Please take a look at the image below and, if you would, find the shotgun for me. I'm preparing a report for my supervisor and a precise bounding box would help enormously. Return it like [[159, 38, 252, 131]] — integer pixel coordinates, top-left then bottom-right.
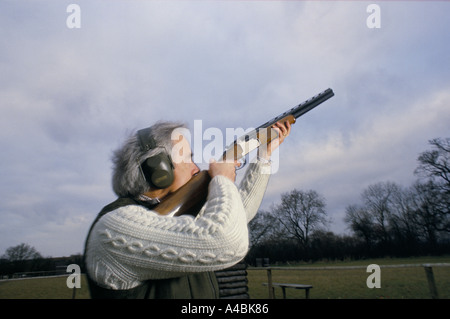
[[153, 88, 335, 217]]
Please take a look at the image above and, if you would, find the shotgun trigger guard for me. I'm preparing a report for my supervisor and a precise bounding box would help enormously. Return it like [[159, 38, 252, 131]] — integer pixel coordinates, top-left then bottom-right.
[[236, 156, 247, 170]]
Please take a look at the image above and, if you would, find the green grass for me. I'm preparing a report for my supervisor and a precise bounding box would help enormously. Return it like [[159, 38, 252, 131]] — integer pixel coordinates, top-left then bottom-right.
[[248, 256, 450, 299], [0, 256, 449, 299], [0, 275, 90, 299]]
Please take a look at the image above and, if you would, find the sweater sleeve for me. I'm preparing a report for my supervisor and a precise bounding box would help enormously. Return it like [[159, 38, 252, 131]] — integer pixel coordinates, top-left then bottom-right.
[[85, 176, 251, 289], [238, 158, 272, 222]]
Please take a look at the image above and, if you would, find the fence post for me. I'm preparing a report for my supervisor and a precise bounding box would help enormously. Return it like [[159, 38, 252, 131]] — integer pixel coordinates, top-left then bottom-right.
[[266, 268, 274, 299], [423, 264, 439, 299]]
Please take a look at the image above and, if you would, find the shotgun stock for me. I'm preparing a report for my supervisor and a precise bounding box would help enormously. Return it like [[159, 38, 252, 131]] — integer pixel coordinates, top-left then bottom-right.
[[153, 88, 334, 217]]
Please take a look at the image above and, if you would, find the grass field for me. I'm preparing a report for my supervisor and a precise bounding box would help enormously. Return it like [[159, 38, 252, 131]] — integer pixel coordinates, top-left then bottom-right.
[[248, 256, 450, 299], [0, 256, 449, 299], [0, 275, 91, 299]]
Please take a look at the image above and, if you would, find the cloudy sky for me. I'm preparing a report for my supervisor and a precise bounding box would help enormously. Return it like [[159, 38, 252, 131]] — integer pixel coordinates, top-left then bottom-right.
[[1, 1, 449, 257]]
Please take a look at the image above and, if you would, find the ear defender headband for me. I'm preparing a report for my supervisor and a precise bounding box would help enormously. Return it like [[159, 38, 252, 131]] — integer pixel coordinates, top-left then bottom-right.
[[137, 127, 174, 189]]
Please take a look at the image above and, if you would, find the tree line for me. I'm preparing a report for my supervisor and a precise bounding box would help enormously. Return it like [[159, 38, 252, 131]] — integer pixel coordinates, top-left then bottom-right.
[[0, 243, 83, 278], [246, 137, 450, 264]]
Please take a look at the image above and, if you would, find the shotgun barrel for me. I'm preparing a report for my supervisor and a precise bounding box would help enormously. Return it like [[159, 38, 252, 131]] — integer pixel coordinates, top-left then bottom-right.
[[222, 88, 334, 162], [256, 88, 334, 130], [153, 88, 335, 217]]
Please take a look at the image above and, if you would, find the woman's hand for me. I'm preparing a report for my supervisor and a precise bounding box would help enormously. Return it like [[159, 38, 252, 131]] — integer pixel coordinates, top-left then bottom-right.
[[208, 159, 241, 182], [208, 120, 291, 180], [258, 120, 292, 160]]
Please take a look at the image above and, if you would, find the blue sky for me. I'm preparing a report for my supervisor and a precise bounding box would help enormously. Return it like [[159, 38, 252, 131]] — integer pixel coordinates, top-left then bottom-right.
[[1, 1, 449, 257]]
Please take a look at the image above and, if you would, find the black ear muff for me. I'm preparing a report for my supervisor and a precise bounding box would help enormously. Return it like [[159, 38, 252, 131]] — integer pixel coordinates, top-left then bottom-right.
[[141, 154, 174, 189], [137, 127, 174, 189]]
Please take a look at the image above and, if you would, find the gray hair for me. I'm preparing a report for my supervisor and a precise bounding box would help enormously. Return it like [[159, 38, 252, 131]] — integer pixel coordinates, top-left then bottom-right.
[[111, 121, 187, 197]]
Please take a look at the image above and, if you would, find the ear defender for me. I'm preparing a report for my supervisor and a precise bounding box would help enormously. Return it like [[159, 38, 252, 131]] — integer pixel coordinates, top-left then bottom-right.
[[137, 128, 174, 189]]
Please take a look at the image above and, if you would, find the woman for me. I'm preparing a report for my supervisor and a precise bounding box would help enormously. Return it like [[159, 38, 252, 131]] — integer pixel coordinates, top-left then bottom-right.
[[84, 120, 291, 298]]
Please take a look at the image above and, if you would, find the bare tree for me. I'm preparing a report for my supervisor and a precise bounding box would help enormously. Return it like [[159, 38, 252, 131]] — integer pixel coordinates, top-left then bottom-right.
[[248, 209, 281, 247], [2, 243, 42, 261], [345, 204, 377, 249], [415, 137, 450, 194], [411, 181, 449, 236], [415, 137, 450, 233], [361, 181, 400, 245], [388, 184, 421, 243], [273, 189, 328, 258]]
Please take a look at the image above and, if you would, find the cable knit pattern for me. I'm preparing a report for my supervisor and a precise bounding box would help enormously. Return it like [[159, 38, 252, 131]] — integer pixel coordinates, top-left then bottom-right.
[[85, 159, 271, 290], [239, 161, 271, 222]]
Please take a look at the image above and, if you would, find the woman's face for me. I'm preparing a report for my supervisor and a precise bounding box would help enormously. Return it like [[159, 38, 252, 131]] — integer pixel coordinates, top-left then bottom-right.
[[167, 135, 200, 193]]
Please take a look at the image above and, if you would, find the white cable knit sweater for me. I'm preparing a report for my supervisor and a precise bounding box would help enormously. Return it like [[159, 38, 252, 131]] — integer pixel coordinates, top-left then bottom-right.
[[85, 160, 271, 290]]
